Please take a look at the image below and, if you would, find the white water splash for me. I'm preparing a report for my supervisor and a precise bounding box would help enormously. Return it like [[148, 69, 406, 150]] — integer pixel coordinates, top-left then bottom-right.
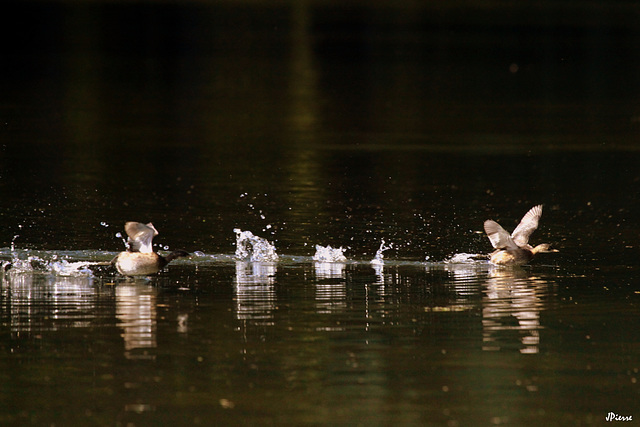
[[313, 245, 347, 262], [370, 239, 392, 265], [444, 253, 485, 264], [50, 260, 96, 277], [234, 229, 279, 262], [7, 255, 97, 277], [7, 257, 35, 273], [10, 235, 19, 252]]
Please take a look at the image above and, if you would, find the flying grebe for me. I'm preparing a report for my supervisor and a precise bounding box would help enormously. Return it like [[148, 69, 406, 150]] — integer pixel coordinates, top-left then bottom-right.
[[483, 205, 558, 266]]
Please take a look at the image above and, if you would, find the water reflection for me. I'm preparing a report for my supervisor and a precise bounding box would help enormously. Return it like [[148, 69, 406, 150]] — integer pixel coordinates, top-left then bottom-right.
[[234, 261, 276, 325], [482, 268, 552, 354], [1, 272, 97, 335], [366, 264, 390, 332], [116, 281, 157, 359], [442, 262, 487, 301], [177, 313, 188, 334], [314, 261, 347, 317], [371, 262, 387, 296], [314, 261, 346, 279]]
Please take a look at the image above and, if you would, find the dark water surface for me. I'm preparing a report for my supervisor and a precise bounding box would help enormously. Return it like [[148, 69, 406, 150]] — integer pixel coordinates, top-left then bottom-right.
[[1, 1, 640, 425]]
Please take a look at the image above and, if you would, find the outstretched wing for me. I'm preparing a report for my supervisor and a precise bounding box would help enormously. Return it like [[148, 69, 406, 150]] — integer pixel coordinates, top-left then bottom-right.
[[511, 205, 543, 247], [484, 219, 518, 250], [125, 222, 158, 253]]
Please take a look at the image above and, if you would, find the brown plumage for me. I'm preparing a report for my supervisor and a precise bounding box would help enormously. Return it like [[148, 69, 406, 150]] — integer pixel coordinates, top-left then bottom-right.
[[483, 205, 557, 266], [111, 222, 189, 276]]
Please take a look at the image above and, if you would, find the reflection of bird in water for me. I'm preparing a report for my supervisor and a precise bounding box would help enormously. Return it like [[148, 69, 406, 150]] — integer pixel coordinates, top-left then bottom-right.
[[111, 222, 189, 276], [484, 205, 558, 266]]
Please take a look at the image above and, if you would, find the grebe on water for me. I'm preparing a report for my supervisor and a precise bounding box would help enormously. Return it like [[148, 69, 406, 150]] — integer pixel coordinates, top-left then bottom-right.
[[112, 222, 189, 276]]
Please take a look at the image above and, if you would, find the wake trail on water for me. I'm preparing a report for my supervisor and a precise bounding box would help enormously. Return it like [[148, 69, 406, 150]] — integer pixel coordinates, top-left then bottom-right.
[[0, 229, 488, 278]]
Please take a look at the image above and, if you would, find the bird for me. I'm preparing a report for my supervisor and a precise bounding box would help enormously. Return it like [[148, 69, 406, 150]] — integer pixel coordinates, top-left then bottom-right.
[[111, 222, 189, 276], [483, 205, 558, 266]]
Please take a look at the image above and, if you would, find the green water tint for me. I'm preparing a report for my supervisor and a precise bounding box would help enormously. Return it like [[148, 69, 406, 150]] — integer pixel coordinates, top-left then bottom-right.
[[0, 258, 636, 426]]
